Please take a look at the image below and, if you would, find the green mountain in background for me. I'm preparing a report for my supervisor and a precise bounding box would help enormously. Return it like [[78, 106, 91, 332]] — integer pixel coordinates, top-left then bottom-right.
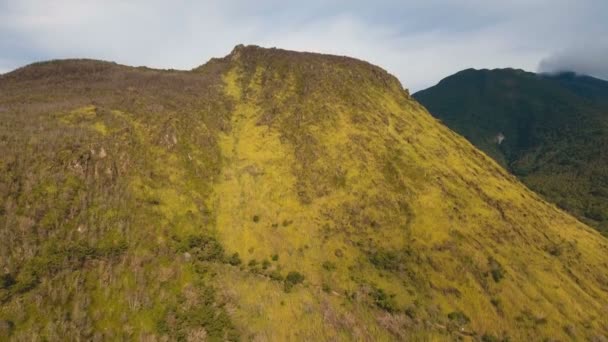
[[1, 46, 608, 340], [414, 69, 608, 235]]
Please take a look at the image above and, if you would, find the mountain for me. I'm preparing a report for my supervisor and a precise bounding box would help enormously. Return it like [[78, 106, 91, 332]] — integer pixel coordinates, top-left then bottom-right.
[[414, 69, 608, 235], [1, 46, 608, 341]]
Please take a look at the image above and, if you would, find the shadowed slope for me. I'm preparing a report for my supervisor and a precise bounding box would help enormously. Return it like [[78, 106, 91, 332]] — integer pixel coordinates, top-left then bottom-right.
[[1, 46, 607, 341]]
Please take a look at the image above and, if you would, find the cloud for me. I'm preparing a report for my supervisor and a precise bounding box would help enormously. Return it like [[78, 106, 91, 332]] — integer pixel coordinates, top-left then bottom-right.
[[0, 0, 606, 90], [538, 42, 608, 80]]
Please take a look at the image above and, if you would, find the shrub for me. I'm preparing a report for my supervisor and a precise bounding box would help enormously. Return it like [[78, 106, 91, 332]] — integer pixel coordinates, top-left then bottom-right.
[[0, 274, 16, 289], [269, 270, 283, 281], [488, 257, 504, 283], [178, 235, 224, 262], [271, 254, 279, 261], [262, 259, 271, 270], [227, 253, 242, 266], [369, 250, 400, 271], [284, 271, 305, 292], [252, 215, 260, 223], [371, 287, 398, 312], [8, 240, 128, 296], [448, 311, 470, 325], [405, 306, 416, 319], [481, 334, 500, 342], [13, 267, 39, 294], [322, 261, 336, 271], [158, 286, 239, 341], [0, 320, 15, 338]]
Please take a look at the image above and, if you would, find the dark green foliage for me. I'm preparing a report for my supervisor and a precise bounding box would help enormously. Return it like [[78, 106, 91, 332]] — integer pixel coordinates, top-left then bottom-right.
[[488, 257, 505, 283], [369, 250, 400, 271], [13, 269, 39, 294], [0, 274, 15, 289], [10, 240, 127, 295], [227, 252, 242, 266], [371, 287, 398, 312], [368, 246, 419, 270], [271, 254, 279, 261], [404, 306, 417, 319], [252, 215, 260, 223], [177, 235, 224, 262], [447, 311, 471, 325], [261, 259, 271, 270], [0, 320, 15, 338], [481, 333, 500, 342], [158, 286, 239, 341], [285, 271, 305, 284], [284, 271, 305, 292], [322, 261, 336, 271], [269, 270, 283, 282], [414, 69, 608, 235]]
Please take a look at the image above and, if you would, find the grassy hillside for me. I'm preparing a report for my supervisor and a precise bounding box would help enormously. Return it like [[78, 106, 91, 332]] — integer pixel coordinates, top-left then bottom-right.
[[1, 46, 608, 341], [414, 69, 608, 235]]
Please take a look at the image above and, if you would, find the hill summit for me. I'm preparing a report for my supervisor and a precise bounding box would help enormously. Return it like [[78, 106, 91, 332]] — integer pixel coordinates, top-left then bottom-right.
[[1, 46, 608, 340]]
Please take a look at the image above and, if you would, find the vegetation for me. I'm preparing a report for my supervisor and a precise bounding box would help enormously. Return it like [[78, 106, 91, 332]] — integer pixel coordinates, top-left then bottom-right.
[[0, 45, 607, 340], [448, 311, 471, 325], [414, 69, 608, 235], [284, 271, 305, 292], [371, 287, 399, 312]]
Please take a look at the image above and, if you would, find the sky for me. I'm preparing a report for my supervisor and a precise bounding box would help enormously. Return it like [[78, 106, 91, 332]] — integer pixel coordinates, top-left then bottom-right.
[[0, 0, 606, 91]]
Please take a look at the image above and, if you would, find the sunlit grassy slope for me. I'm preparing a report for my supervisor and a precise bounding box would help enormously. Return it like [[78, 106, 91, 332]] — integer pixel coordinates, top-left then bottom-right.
[[1, 46, 608, 341]]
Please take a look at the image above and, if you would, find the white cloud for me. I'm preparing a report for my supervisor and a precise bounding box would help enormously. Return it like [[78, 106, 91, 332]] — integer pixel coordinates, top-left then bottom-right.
[[0, 0, 606, 90], [538, 40, 608, 79]]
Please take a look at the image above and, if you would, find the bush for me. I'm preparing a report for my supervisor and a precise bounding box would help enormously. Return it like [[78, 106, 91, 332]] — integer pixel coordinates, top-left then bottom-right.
[[371, 287, 398, 312], [252, 215, 260, 223], [269, 270, 283, 281], [369, 250, 400, 271], [8, 240, 128, 296], [447, 311, 470, 325], [284, 271, 305, 292], [158, 286, 239, 341], [322, 261, 336, 271], [481, 334, 500, 342], [178, 235, 224, 262], [227, 253, 242, 266], [13, 267, 39, 294], [0, 274, 15, 289], [271, 254, 279, 261], [488, 257, 504, 283]]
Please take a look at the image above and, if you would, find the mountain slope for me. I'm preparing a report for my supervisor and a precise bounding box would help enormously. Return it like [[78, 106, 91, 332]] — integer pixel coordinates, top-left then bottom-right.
[[1, 46, 608, 341], [414, 69, 608, 235]]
